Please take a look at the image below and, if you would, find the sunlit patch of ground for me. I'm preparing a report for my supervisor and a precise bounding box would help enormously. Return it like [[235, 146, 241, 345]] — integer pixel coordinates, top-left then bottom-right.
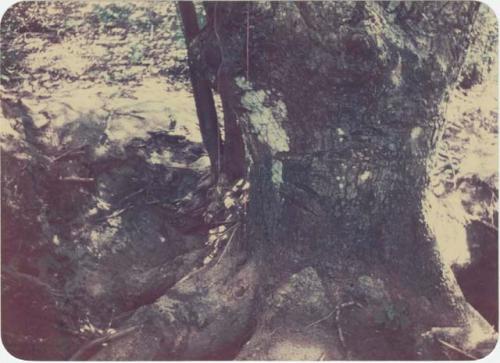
[[425, 54, 497, 268], [267, 338, 326, 360]]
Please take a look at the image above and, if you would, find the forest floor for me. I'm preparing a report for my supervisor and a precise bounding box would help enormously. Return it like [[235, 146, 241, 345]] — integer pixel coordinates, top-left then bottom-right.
[[0, 1, 498, 360]]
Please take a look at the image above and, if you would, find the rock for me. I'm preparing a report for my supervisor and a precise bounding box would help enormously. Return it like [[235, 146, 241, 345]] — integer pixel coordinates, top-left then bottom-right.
[[271, 267, 330, 319], [357, 275, 388, 302], [236, 267, 343, 360]]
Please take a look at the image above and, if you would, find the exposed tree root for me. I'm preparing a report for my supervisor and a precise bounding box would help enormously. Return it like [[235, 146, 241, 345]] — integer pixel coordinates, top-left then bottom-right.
[[78, 235, 261, 360], [119, 248, 208, 311], [69, 326, 140, 361]]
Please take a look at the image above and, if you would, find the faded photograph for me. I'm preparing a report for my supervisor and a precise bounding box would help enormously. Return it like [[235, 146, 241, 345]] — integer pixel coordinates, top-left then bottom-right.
[[0, 1, 498, 360]]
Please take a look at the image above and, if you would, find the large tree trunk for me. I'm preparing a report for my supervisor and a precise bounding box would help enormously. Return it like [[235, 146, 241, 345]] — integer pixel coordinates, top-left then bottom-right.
[[86, 2, 496, 360]]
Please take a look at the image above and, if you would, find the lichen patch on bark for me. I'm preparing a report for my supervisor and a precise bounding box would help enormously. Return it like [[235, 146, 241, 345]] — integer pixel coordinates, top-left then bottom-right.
[[236, 77, 289, 155]]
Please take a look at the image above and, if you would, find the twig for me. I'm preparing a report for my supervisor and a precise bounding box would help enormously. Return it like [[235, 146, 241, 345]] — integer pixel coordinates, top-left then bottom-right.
[[214, 223, 240, 266], [213, 2, 223, 94], [306, 301, 363, 351], [210, 222, 240, 235], [52, 144, 86, 162], [58, 176, 94, 183], [179, 224, 241, 285], [336, 308, 347, 348], [176, 259, 209, 285], [107, 308, 115, 330], [118, 188, 145, 204], [112, 111, 146, 121], [336, 301, 363, 349], [437, 338, 478, 360], [213, 2, 223, 177], [475, 219, 498, 232], [246, 2, 250, 80], [96, 205, 134, 223], [69, 325, 140, 361], [306, 310, 336, 329]]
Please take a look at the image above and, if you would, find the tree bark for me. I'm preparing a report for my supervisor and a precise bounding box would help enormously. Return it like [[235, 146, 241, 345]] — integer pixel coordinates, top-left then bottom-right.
[[86, 1, 496, 360]]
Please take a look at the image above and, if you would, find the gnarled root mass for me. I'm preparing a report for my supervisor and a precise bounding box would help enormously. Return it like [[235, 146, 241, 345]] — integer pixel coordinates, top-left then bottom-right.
[[84, 243, 260, 360]]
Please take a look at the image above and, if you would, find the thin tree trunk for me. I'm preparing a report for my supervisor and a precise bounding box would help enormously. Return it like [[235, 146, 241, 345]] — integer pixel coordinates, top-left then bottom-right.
[[178, 1, 222, 177]]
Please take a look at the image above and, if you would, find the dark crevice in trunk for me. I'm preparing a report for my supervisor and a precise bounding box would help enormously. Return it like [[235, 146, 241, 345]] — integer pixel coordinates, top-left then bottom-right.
[[219, 74, 246, 182]]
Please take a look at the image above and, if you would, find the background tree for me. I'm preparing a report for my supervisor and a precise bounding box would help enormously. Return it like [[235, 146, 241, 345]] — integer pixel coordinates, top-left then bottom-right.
[[178, 1, 222, 177], [178, 1, 246, 181]]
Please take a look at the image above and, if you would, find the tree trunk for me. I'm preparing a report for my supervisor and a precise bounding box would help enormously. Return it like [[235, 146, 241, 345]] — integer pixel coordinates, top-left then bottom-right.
[[86, 2, 496, 360], [178, 1, 223, 177]]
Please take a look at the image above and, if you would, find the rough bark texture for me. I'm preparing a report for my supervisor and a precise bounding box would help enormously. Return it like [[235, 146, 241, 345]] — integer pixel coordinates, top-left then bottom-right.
[[84, 1, 497, 360], [193, 1, 495, 358]]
